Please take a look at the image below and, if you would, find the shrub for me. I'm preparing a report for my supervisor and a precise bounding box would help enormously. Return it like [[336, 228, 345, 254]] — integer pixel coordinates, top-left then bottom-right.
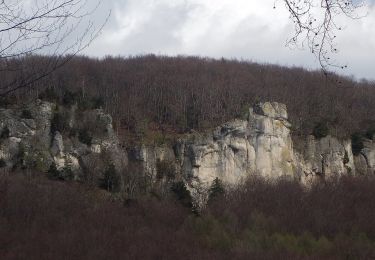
[[47, 163, 62, 180], [20, 109, 33, 119], [153, 132, 167, 145], [76, 96, 105, 111], [366, 128, 375, 140], [62, 90, 77, 106], [50, 111, 69, 134], [192, 216, 234, 250], [171, 181, 192, 208], [0, 97, 12, 108], [0, 126, 10, 139], [92, 97, 104, 109], [239, 103, 251, 120], [61, 166, 74, 181], [208, 178, 225, 204], [15, 144, 26, 168], [98, 163, 120, 192], [0, 158, 6, 168], [68, 127, 78, 138], [77, 97, 92, 111], [135, 118, 149, 138], [47, 163, 73, 181], [351, 133, 364, 156], [38, 87, 59, 102], [78, 128, 93, 146], [156, 159, 175, 180], [312, 122, 329, 139]]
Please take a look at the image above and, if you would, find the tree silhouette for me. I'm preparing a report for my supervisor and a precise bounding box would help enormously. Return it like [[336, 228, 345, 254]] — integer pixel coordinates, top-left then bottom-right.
[[0, 0, 109, 96], [99, 163, 120, 192], [279, 0, 367, 71], [208, 178, 225, 204], [171, 181, 193, 208]]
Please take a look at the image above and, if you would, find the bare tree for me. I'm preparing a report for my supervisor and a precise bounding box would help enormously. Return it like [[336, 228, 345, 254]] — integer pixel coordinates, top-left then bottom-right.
[[0, 0, 109, 96], [278, 0, 367, 71]]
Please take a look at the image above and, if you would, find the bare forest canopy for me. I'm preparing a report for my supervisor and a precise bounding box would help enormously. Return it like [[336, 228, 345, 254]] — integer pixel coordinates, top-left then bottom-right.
[[2, 173, 375, 259], [2, 55, 375, 141]]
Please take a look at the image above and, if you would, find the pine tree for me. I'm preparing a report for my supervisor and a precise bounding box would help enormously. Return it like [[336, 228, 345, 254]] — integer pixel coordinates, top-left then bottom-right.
[[171, 181, 193, 208], [47, 163, 61, 180], [208, 178, 225, 204], [99, 164, 119, 192]]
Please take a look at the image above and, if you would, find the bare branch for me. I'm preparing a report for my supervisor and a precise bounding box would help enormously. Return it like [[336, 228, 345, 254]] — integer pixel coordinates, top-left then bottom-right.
[[276, 0, 367, 72], [0, 0, 110, 96]]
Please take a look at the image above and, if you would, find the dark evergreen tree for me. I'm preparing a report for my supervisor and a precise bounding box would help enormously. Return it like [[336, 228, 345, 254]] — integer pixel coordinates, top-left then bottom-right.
[[366, 127, 375, 140], [47, 163, 61, 180], [0, 126, 10, 139], [62, 90, 77, 107], [312, 122, 329, 139], [171, 181, 192, 208], [21, 109, 33, 119], [208, 177, 225, 204], [0, 158, 6, 168], [352, 133, 364, 156], [50, 112, 68, 134], [99, 163, 119, 192], [78, 128, 93, 146]]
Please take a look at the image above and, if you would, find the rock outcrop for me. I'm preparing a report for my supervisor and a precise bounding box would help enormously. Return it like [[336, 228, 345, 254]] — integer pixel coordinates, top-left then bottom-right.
[[1, 100, 374, 201], [175, 102, 295, 190], [354, 139, 375, 175], [0, 100, 126, 181], [129, 102, 373, 198], [296, 136, 355, 184]]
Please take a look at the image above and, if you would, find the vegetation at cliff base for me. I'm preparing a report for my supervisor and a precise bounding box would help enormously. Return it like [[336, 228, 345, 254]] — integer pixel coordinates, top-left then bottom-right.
[[1, 172, 375, 259]]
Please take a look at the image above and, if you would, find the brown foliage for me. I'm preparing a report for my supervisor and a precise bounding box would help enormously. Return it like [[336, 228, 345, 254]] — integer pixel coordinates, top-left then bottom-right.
[[0, 173, 209, 260], [213, 176, 375, 239], [4, 55, 374, 142], [1, 173, 375, 259]]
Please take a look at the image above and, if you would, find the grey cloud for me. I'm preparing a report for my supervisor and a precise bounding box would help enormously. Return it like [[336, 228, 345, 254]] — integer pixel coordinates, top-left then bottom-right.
[[83, 0, 375, 80]]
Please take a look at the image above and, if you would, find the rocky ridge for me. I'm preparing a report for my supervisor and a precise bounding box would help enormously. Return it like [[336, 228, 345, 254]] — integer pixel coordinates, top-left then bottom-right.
[[131, 102, 374, 196], [0, 100, 126, 182], [0, 100, 374, 200]]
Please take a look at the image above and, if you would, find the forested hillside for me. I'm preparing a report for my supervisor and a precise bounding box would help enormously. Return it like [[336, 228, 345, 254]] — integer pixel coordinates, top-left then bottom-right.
[[1, 56, 375, 259], [3, 55, 375, 143], [2, 173, 375, 259]]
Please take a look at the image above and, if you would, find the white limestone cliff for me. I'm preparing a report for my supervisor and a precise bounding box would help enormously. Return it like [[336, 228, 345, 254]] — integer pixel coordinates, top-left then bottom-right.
[[1, 100, 374, 200], [0, 100, 126, 180], [175, 102, 295, 189], [131, 102, 371, 197]]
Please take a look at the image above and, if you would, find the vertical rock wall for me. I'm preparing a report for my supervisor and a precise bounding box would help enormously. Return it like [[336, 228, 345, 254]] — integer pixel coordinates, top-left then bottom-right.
[[129, 102, 373, 195], [1, 100, 374, 198], [0, 100, 127, 182]]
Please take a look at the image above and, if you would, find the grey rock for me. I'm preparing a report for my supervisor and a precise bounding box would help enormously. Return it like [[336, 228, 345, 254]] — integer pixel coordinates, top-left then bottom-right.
[[0, 100, 127, 181], [297, 136, 355, 184], [51, 131, 64, 156], [1, 99, 374, 202], [354, 139, 375, 175], [130, 102, 373, 201]]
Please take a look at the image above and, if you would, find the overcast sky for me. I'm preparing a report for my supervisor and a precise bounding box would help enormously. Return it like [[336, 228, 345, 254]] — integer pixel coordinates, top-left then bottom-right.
[[83, 0, 375, 80]]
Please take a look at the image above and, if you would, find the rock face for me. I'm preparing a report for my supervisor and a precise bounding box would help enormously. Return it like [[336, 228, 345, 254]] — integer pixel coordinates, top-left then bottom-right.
[[354, 139, 375, 175], [296, 136, 355, 184], [175, 102, 295, 190], [1, 100, 374, 200], [129, 102, 373, 198], [0, 100, 126, 181], [128, 146, 175, 176]]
